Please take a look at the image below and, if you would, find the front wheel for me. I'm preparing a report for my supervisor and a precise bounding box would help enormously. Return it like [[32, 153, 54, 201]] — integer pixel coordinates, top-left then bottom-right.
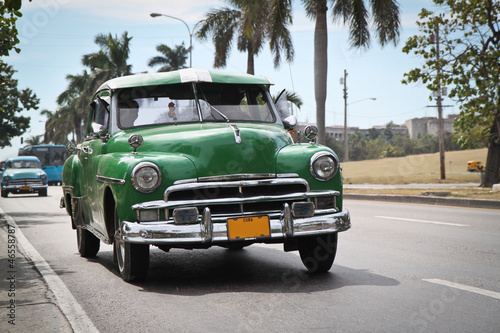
[[298, 233, 338, 273], [113, 206, 149, 282], [77, 228, 100, 257]]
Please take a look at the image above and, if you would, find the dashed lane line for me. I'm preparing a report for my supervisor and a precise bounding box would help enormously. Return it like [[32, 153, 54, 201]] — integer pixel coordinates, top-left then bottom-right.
[[376, 216, 469, 227], [424, 278, 500, 300]]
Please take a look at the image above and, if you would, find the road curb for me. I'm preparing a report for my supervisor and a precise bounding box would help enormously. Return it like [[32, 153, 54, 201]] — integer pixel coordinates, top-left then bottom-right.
[[344, 194, 500, 210]]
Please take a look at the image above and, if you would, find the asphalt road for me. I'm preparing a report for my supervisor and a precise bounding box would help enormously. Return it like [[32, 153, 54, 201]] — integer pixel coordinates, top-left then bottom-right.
[[1, 186, 499, 332]]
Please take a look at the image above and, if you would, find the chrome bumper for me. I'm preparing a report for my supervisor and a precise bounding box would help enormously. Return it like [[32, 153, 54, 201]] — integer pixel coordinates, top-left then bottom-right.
[[3, 184, 47, 191], [121, 207, 350, 245]]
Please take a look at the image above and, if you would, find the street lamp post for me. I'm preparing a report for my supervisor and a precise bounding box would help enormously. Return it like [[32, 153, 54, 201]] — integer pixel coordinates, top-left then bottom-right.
[[339, 69, 376, 162], [150, 12, 201, 68]]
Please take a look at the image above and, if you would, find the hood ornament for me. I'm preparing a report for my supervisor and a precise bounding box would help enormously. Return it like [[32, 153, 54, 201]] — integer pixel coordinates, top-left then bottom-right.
[[228, 124, 242, 144]]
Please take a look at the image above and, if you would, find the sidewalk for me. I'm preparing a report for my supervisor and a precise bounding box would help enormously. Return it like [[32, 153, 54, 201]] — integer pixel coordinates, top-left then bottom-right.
[[344, 183, 500, 210], [0, 216, 72, 333]]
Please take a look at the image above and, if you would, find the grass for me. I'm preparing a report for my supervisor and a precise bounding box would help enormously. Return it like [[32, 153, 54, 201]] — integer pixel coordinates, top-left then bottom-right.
[[341, 148, 500, 201], [342, 148, 487, 185]]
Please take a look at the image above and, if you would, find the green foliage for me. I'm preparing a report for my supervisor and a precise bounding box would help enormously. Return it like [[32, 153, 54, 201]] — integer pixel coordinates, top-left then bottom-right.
[[402, 0, 500, 185], [45, 33, 133, 144], [196, 0, 294, 74], [148, 43, 189, 72], [0, 62, 40, 148], [0, 0, 23, 57], [324, 125, 464, 162], [402, 0, 500, 147]]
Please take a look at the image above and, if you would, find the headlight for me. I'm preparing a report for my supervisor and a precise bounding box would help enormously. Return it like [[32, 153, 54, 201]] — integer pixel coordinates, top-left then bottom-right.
[[310, 152, 338, 181], [131, 162, 161, 193], [3, 175, 10, 181], [40, 174, 47, 180]]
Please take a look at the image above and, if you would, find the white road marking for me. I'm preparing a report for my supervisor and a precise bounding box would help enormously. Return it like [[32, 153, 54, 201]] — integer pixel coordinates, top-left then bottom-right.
[[1, 207, 100, 333], [424, 278, 500, 300], [376, 216, 469, 227]]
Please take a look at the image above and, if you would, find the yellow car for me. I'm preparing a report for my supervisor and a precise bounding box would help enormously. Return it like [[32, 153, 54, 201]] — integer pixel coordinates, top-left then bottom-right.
[[467, 160, 484, 172]]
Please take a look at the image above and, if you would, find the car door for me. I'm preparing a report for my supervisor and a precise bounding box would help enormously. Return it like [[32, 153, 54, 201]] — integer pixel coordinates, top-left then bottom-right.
[[80, 91, 110, 237]]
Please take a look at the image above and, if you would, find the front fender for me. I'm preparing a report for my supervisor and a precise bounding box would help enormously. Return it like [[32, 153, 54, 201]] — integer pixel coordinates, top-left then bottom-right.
[[96, 152, 198, 223], [62, 154, 83, 196], [276, 143, 343, 211]]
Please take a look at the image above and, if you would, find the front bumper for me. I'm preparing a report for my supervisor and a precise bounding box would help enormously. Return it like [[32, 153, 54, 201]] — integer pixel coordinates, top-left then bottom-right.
[[121, 206, 350, 245], [3, 184, 47, 193]]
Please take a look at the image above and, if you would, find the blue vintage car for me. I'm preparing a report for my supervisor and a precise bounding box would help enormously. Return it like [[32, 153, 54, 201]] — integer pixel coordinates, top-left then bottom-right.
[[1, 156, 48, 197]]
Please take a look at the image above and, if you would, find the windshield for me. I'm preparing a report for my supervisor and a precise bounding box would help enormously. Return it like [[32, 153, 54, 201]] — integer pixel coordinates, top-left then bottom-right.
[[117, 83, 275, 129], [7, 160, 42, 169]]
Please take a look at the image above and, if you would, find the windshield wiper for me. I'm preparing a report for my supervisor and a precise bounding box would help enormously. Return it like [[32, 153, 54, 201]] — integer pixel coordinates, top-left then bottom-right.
[[197, 86, 230, 122]]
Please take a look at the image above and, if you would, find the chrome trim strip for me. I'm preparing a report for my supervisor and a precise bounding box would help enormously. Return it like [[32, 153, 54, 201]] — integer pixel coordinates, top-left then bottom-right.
[[120, 210, 350, 245], [96, 174, 126, 185], [197, 173, 277, 182], [138, 190, 338, 211], [173, 173, 300, 185], [62, 185, 74, 190], [165, 178, 311, 201]]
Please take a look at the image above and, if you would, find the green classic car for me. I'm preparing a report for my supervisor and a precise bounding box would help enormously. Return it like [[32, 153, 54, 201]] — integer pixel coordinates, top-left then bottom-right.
[[61, 68, 350, 281]]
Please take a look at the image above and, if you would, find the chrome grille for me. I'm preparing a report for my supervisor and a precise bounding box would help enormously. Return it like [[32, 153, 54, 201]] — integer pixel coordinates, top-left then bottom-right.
[[164, 178, 309, 218], [9, 179, 44, 186]]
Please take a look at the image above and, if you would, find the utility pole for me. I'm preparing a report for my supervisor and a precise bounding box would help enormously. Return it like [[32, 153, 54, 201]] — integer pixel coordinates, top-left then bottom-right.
[[342, 69, 348, 162], [435, 22, 446, 180]]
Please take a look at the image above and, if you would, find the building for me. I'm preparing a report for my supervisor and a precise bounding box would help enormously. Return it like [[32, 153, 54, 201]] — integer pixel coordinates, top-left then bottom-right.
[[297, 114, 458, 141], [405, 114, 458, 139]]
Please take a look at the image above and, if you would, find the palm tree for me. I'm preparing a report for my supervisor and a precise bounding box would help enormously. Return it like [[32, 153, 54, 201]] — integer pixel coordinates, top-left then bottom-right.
[[56, 71, 92, 143], [25, 135, 43, 146], [41, 109, 73, 144], [302, 0, 401, 144], [148, 43, 190, 72], [196, 0, 293, 75], [82, 31, 133, 91]]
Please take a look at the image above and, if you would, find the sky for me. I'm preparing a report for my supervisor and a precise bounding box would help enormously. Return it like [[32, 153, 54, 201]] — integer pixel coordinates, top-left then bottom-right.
[[1, 0, 453, 160]]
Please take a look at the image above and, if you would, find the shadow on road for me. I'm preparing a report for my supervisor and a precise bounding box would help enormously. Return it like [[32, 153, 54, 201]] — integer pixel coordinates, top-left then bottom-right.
[[80, 245, 399, 296]]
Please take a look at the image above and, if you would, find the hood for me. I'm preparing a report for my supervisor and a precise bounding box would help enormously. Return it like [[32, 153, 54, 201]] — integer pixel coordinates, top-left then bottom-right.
[[4, 168, 45, 180], [110, 123, 292, 178]]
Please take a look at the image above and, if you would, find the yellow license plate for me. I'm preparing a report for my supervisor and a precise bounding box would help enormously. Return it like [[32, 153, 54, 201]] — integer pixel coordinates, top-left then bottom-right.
[[21, 185, 30, 190], [227, 216, 270, 240]]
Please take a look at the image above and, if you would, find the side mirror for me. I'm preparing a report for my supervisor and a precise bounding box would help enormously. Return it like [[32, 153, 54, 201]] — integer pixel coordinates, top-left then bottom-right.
[[282, 115, 297, 131], [91, 122, 108, 137], [275, 89, 296, 130]]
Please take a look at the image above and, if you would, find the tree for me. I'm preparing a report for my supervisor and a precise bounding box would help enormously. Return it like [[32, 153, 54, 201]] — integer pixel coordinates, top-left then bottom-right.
[[47, 32, 133, 144], [82, 32, 133, 91], [1, 0, 39, 148], [0, 0, 25, 57], [24, 134, 43, 146], [302, 0, 401, 144], [55, 71, 91, 143], [402, 0, 500, 186], [0, 62, 40, 148], [196, 0, 294, 74], [148, 43, 189, 72]]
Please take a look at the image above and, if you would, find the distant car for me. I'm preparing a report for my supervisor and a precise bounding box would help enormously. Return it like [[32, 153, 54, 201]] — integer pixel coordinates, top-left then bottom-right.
[[467, 160, 484, 172], [61, 68, 351, 282], [1, 156, 48, 197]]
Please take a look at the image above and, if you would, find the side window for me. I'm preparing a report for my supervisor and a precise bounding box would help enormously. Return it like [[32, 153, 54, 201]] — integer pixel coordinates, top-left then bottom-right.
[[90, 93, 110, 135]]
